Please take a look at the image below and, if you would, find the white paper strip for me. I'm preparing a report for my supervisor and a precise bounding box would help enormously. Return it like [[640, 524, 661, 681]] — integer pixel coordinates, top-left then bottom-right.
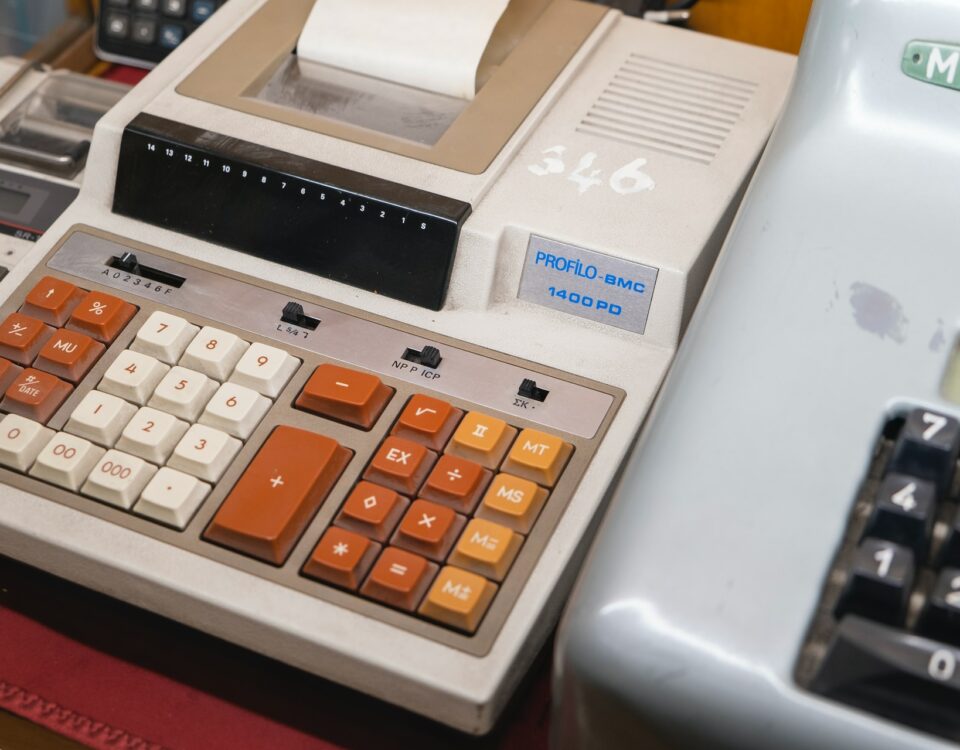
[[297, 0, 512, 100]]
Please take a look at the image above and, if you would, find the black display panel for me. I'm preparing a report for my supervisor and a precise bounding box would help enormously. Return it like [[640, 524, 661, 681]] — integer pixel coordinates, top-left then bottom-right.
[[113, 114, 472, 310], [0, 168, 79, 243], [0, 187, 29, 214]]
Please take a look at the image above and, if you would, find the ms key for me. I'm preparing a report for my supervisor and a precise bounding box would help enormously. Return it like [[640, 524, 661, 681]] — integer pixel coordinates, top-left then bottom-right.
[[888, 408, 960, 494]]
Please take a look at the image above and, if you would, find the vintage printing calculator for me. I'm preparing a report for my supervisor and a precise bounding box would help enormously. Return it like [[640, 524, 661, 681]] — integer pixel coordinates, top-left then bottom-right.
[[555, 0, 960, 748], [0, 60, 126, 272], [0, 0, 792, 733]]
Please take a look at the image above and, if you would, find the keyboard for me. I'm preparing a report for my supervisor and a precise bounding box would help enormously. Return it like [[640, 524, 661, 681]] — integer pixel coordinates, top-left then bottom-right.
[[0, 227, 616, 644], [97, 0, 227, 68], [798, 408, 960, 739]]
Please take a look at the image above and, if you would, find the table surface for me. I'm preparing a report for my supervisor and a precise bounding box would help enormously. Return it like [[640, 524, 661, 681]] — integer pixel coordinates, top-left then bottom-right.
[[0, 554, 551, 750]]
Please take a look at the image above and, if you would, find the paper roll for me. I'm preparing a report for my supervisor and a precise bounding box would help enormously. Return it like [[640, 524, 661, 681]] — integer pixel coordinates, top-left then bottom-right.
[[296, 0, 514, 100]]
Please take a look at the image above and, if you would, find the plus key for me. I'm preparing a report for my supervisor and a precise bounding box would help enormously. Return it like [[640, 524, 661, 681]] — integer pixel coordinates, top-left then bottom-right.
[[204, 426, 352, 564]]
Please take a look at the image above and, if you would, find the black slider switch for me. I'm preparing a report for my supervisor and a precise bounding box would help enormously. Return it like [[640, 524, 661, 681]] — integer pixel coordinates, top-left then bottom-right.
[[402, 346, 442, 369], [888, 408, 960, 493], [281, 302, 320, 330], [518, 378, 549, 402], [112, 252, 141, 273], [835, 538, 915, 625], [864, 473, 936, 558]]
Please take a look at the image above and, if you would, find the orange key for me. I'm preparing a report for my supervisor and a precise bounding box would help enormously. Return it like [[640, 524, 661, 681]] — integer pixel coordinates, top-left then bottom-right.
[[448, 518, 523, 581], [447, 411, 517, 469], [501, 428, 573, 487], [204, 426, 352, 565], [303, 527, 380, 590], [419, 566, 497, 633], [363, 436, 436, 495], [295, 363, 393, 429], [360, 547, 437, 611], [21, 276, 85, 326], [335, 481, 409, 542], [66, 290, 137, 343], [420, 454, 492, 513], [1, 368, 72, 423], [33, 329, 105, 383], [391, 499, 465, 562], [0, 358, 23, 395], [391, 395, 462, 450], [476, 473, 549, 534], [0, 312, 53, 366]]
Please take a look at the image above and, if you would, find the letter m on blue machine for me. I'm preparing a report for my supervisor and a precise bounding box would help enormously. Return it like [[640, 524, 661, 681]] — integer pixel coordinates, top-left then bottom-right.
[[903, 41, 960, 91]]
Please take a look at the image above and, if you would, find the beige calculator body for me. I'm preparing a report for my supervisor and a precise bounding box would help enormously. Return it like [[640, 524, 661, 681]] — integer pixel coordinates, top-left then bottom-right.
[[0, 0, 794, 733]]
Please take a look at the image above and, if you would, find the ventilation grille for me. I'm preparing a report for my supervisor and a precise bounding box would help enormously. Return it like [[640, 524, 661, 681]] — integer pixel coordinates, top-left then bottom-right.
[[578, 53, 758, 165]]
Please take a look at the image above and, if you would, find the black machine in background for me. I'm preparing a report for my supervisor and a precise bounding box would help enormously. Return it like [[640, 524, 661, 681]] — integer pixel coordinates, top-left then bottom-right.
[[587, 0, 699, 22], [95, 0, 228, 69]]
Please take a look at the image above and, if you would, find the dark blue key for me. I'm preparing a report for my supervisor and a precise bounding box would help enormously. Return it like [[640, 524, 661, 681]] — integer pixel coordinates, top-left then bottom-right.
[[104, 12, 131, 39], [158, 23, 185, 49], [919, 568, 960, 647], [888, 408, 960, 493], [835, 538, 915, 625], [812, 616, 960, 738], [191, 0, 218, 23], [864, 473, 936, 558], [161, 0, 187, 17], [132, 18, 157, 45]]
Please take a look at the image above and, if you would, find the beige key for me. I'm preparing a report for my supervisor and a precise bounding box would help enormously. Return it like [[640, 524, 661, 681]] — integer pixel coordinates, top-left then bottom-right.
[[134, 467, 210, 529], [82, 449, 157, 510], [65, 390, 137, 447], [29, 432, 104, 491], [0, 414, 54, 472], [100, 349, 169, 405], [116, 406, 189, 464], [168, 423, 241, 482], [130, 311, 199, 365], [148, 366, 218, 421], [180, 326, 248, 381], [198, 382, 271, 439], [229, 342, 300, 398]]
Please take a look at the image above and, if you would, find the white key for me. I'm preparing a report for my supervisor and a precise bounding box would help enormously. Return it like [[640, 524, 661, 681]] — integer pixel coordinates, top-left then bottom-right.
[[116, 406, 189, 464], [100, 349, 169, 405], [81, 450, 156, 510], [134, 467, 210, 529], [0, 414, 54, 472], [130, 311, 198, 365], [29, 432, 104, 491], [199, 382, 271, 439], [148, 366, 217, 421], [229, 342, 300, 398], [168, 423, 241, 481], [65, 390, 137, 446], [180, 326, 248, 381]]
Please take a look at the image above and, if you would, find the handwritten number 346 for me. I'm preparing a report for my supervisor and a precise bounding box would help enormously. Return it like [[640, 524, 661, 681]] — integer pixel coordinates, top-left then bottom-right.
[[528, 146, 655, 196]]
